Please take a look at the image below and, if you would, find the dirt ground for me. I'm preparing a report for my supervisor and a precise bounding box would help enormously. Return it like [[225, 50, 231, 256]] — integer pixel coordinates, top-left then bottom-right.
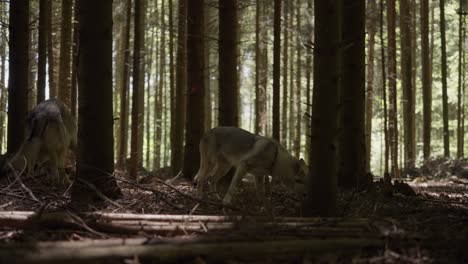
[[0, 158, 467, 263]]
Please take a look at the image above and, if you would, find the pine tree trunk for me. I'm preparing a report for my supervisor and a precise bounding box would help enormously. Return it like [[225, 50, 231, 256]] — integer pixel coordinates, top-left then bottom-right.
[[281, 2, 288, 145], [421, 0, 431, 159], [440, 0, 450, 157], [58, 0, 73, 107], [7, 0, 29, 153], [305, 0, 313, 162], [365, 0, 376, 173], [171, 0, 187, 176], [218, 0, 239, 127], [272, 0, 281, 141], [387, 0, 399, 178], [456, 1, 465, 159], [339, 0, 367, 189], [117, 0, 132, 169], [130, 0, 146, 180], [380, 0, 389, 175], [294, 0, 302, 157], [288, 1, 295, 151], [204, 4, 212, 131], [168, 0, 176, 169], [0, 18, 6, 152], [303, 0, 340, 216], [37, 0, 47, 104], [46, 0, 57, 98], [72, 0, 122, 203], [182, 0, 205, 179], [71, 3, 79, 117]]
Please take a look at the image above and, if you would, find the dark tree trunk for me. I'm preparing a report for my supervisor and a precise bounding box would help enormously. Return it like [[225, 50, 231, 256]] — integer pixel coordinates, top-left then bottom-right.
[[218, 0, 239, 127], [272, 0, 281, 141], [0, 16, 6, 152], [58, 0, 73, 107], [440, 0, 450, 157], [254, 0, 267, 135], [421, 0, 431, 159], [72, 0, 122, 204], [129, 0, 146, 179], [7, 0, 29, 153], [456, 1, 465, 158], [182, 0, 205, 179], [339, 0, 367, 189], [171, 0, 187, 176], [380, 0, 389, 175], [46, 0, 57, 98], [303, 0, 341, 216], [294, 0, 302, 157], [117, 0, 131, 169], [281, 2, 288, 145], [365, 0, 376, 173], [71, 3, 79, 117], [37, 0, 47, 104]]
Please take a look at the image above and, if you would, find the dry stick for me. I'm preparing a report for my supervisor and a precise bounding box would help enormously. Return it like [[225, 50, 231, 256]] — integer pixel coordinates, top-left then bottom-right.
[[0, 191, 41, 204]]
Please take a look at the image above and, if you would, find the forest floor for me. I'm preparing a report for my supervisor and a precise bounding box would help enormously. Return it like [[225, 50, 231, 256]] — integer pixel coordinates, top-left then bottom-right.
[[0, 158, 467, 263]]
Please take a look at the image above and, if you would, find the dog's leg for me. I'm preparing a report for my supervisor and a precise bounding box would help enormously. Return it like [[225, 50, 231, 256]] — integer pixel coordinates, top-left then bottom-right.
[[210, 160, 232, 199], [264, 175, 272, 211], [254, 175, 265, 203], [48, 151, 60, 184], [223, 162, 248, 205]]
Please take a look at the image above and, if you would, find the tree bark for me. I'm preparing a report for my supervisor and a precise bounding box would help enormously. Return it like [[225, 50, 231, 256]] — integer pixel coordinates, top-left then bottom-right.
[[365, 0, 376, 173], [281, 1, 289, 145], [272, 0, 281, 141], [171, 0, 187, 176], [72, 0, 122, 203], [421, 0, 431, 159], [71, 3, 79, 117], [440, 0, 450, 157], [46, 0, 57, 98], [7, 0, 29, 154], [182, 0, 205, 179], [58, 0, 73, 107], [294, 0, 302, 157], [218, 0, 239, 127], [456, 1, 465, 159], [380, 0, 389, 175], [37, 0, 47, 104], [303, 0, 341, 216]]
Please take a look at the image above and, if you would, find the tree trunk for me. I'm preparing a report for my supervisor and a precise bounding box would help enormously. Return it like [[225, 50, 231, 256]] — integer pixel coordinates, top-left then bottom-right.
[[294, 0, 302, 157], [272, 0, 281, 141], [204, 4, 212, 131], [400, 0, 414, 169], [365, 0, 376, 173], [72, 0, 122, 204], [171, 0, 187, 176], [440, 0, 450, 157], [288, 1, 295, 150], [168, 0, 175, 168], [254, 0, 267, 135], [456, 1, 465, 159], [0, 18, 6, 152], [182, 0, 205, 179], [380, 0, 389, 176], [71, 3, 79, 117], [339, 0, 367, 189], [305, 0, 313, 162], [281, 1, 289, 145], [37, 0, 47, 104], [303, 0, 341, 216], [218, 0, 239, 127], [129, 0, 146, 179], [387, 0, 399, 178], [47, 0, 57, 98], [7, 0, 29, 154], [58, 0, 73, 107], [117, 0, 132, 169], [421, 0, 431, 159]]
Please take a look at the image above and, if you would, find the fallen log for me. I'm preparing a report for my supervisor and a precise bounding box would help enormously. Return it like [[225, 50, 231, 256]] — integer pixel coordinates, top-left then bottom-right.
[[0, 238, 384, 264]]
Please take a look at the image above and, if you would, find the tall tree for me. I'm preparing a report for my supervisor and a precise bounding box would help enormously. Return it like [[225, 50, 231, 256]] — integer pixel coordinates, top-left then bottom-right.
[[380, 0, 389, 175], [294, 0, 302, 157], [46, 0, 57, 98], [117, 0, 131, 169], [71, 3, 80, 117], [254, 0, 267, 134], [387, 0, 399, 178], [365, 0, 376, 173], [171, 0, 187, 176], [303, 0, 341, 216], [182, 0, 205, 179], [421, 0, 432, 159], [272, 0, 281, 141], [400, 0, 415, 169], [339, 0, 367, 189], [7, 0, 29, 153], [440, 0, 450, 157], [58, 0, 73, 107], [0, 6, 6, 152], [37, 0, 47, 104], [304, 0, 313, 162], [72, 0, 121, 203], [456, 0, 465, 158], [129, 0, 146, 179], [218, 0, 239, 126], [281, 1, 289, 145]]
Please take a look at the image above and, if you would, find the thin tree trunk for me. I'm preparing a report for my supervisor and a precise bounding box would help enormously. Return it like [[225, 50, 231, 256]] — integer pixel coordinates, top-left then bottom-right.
[[288, 1, 295, 150], [440, 0, 450, 157], [281, 2, 289, 145], [117, 0, 132, 169], [47, 0, 57, 98], [7, 0, 29, 153], [294, 0, 302, 157], [387, 0, 399, 178], [421, 0, 431, 159], [218, 0, 239, 127], [380, 0, 389, 176], [58, 0, 73, 107], [272, 0, 281, 141], [168, 0, 175, 169], [72, 0, 122, 203], [171, 0, 187, 176], [365, 0, 376, 173], [456, 1, 465, 158], [130, 0, 146, 180], [305, 0, 313, 162], [204, 4, 212, 131], [182, 0, 205, 179], [303, 0, 341, 216], [0, 12, 6, 152], [37, 0, 47, 104]]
